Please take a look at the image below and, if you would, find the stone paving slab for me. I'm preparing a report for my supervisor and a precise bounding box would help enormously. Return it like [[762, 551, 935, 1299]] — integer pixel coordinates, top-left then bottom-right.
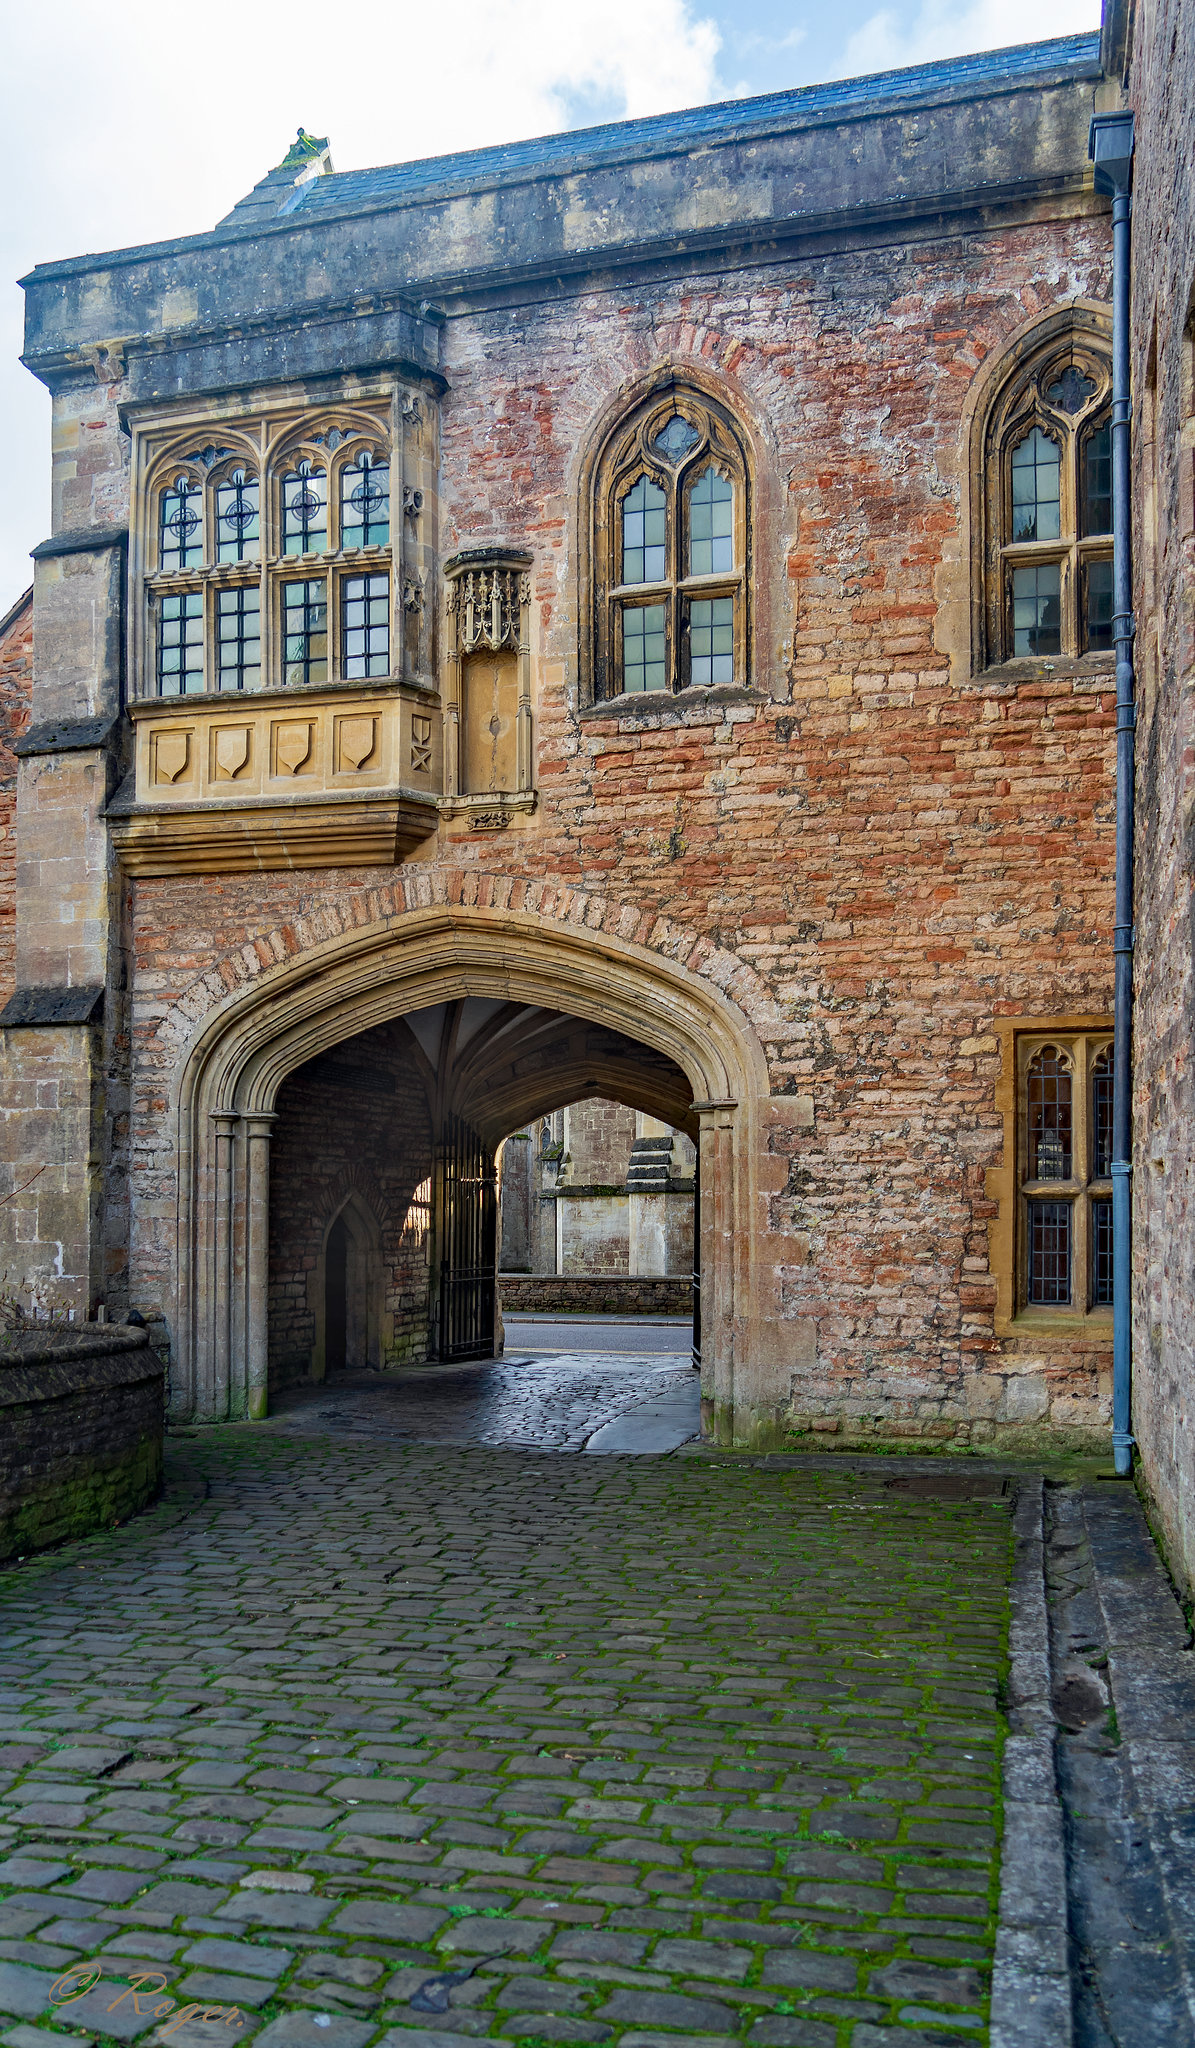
[[0, 1428, 1012, 2046]]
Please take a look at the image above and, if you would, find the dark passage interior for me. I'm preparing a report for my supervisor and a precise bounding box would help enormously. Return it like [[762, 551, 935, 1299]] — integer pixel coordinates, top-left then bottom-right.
[[266, 997, 696, 1402]]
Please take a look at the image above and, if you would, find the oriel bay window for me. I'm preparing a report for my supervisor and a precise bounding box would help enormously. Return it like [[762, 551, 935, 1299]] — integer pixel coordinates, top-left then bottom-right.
[[591, 385, 749, 698], [1018, 1031, 1114, 1314], [981, 327, 1114, 666], [143, 419, 394, 697]]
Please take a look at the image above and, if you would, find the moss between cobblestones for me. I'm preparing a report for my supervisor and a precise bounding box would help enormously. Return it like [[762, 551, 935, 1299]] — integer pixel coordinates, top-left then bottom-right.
[[0, 1433, 1012, 2046]]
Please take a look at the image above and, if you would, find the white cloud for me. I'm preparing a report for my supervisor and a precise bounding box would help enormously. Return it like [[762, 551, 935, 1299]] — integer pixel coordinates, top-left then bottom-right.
[[841, 0, 1099, 79], [0, 0, 721, 600]]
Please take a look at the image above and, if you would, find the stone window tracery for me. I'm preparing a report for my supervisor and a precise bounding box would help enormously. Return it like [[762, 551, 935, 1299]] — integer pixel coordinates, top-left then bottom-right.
[[981, 328, 1114, 666], [588, 385, 750, 699], [142, 410, 395, 698]]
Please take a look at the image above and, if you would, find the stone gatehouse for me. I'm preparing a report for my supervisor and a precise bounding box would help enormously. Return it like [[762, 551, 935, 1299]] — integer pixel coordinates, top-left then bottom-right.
[[0, 31, 1127, 1449]]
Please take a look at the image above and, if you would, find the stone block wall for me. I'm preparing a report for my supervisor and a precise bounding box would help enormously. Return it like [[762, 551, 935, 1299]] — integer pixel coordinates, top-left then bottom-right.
[[0, 1327, 163, 1559], [0, 590, 32, 1012], [499, 1275, 692, 1315], [267, 1017, 434, 1390], [1126, 0, 1195, 1588]]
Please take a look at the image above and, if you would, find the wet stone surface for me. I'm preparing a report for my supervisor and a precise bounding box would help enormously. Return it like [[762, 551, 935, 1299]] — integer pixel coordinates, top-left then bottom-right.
[[0, 1423, 1010, 2045], [267, 1353, 694, 1454]]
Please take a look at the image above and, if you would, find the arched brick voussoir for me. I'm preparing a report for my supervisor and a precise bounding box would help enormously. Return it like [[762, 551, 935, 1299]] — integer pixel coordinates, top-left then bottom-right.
[[145, 867, 786, 1075]]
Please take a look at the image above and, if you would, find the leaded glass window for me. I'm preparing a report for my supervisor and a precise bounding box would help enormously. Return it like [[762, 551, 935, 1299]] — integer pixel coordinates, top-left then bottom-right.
[[216, 585, 261, 691], [1011, 428, 1061, 542], [1028, 1047, 1072, 1180], [1091, 1046, 1113, 1177], [282, 462, 328, 556], [142, 408, 396, 696], [160, 477, 202, 571], [621, 479, 666, 585], [688, 597, 734, 686], [157, 590, 203, 693], [340, 454, 390, 550], [342, 573, 389, 678], [623, 604, 667, 693], [1012, 564, 1062, 657], [216, 470, 259, 564], [1017, 1031, 1113, 1315], [688, 467, 734, 575], [1029, 1200, 1072, 1306], [283, 579, 328, 686], [1084, 559, 1114, 653], [1082, 421, 1112, 536], [593, 389, 748, 698], [983, 330, 1114, 666]]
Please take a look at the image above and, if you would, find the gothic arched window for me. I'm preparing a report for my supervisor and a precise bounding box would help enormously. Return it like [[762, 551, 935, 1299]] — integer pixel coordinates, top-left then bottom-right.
[[340, 451, 390, 549], [282, 459, 328, 556], [159, 474, 203, 572], [588, 386, 750, 700], [981, 330, 1113, 666]]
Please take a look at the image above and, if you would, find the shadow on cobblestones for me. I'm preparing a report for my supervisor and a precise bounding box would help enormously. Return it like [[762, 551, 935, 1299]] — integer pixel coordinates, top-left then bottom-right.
[[0, 1428, 1012, 2048]]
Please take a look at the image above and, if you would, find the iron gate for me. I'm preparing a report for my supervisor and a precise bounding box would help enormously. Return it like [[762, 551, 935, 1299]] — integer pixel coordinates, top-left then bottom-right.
[[436, 1112, 498, 1362]]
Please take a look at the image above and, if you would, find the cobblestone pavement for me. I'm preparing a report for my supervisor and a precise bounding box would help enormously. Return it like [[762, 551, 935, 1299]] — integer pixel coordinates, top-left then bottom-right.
[[268, 1355, 696, 1453], [0, 1429, 1011, 2048]]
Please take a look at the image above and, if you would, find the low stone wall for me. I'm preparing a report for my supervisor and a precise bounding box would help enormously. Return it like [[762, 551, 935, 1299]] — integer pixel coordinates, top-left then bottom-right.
[[0, 1329, 164, 1560], [499, 1275, 691, 1316]]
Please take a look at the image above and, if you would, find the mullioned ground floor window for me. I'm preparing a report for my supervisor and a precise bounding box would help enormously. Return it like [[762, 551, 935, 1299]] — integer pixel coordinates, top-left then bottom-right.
[[990, 1017, 1114, 1334]]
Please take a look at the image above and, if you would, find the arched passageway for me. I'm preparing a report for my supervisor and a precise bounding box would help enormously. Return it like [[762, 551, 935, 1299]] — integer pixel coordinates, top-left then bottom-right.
[[265, 996, 696, 1395], [168, 907, 768, 1432]]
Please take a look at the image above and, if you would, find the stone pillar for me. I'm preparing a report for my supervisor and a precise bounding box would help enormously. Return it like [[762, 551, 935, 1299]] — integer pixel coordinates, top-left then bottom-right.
[[211, 1112, 239, 1423], [694, 1099, 737, 1442], [243, 1113, 276, 1420], [0, 399, 129, 1320]]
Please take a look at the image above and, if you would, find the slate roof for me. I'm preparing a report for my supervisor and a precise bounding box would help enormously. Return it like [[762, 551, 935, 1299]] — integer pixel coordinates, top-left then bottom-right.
[[288, 32, 1102, 222]]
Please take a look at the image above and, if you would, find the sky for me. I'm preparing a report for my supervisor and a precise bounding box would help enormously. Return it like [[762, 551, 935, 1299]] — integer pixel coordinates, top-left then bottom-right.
[[2, 0, 1100, 606]]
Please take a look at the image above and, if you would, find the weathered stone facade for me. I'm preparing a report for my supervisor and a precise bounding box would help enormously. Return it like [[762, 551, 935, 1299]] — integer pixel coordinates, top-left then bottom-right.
[[499, 1098, 695, 1282], [1110, 0, 1195, 1583], [0, 32, 1132, 1449]]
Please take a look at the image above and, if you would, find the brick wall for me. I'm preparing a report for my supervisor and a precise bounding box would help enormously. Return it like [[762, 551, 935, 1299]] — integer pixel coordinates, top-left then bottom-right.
[[0, 590, 32, 1011], [267, 1018, 434, 1389], [122, 211, 1119, 1445], [1127, 0, 1195, 1586]]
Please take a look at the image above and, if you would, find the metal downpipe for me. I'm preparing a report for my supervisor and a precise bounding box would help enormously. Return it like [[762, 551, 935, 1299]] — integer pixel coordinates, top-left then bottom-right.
[[1090, 112, 1136, 1478]]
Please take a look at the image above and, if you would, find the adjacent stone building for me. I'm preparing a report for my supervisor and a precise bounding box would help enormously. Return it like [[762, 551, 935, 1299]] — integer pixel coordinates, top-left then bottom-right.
[[1103, 0, 1195, 1585], [0, 32, 1132, 1447], [498, 1098, 695, 1312]]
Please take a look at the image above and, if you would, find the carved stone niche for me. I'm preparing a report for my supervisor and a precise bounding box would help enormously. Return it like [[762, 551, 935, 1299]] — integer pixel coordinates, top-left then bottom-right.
[[441, 547, 536, 820]]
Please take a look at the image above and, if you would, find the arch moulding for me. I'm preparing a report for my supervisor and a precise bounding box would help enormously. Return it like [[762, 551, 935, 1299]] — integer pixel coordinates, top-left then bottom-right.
[[168, 902, 773, 1432]]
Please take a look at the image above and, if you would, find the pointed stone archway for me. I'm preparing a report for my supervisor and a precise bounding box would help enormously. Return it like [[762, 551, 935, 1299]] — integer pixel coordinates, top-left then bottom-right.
[[167, 904, 772, 1435]]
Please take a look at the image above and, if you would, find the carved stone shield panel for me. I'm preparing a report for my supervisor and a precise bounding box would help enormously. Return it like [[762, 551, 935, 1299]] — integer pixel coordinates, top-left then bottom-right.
[[213, 726, 251, 780], [274, 721, 314, 776], [153, 729, 191, 784], [337, 715, 377, 772]]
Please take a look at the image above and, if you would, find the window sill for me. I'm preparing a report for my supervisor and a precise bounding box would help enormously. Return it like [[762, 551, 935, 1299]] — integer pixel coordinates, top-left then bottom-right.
[[129, 675, 438, 717], [581, 683, 767, 723], [1001, 1310, 1114, 1338], [975, 654, 1114, 688]]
